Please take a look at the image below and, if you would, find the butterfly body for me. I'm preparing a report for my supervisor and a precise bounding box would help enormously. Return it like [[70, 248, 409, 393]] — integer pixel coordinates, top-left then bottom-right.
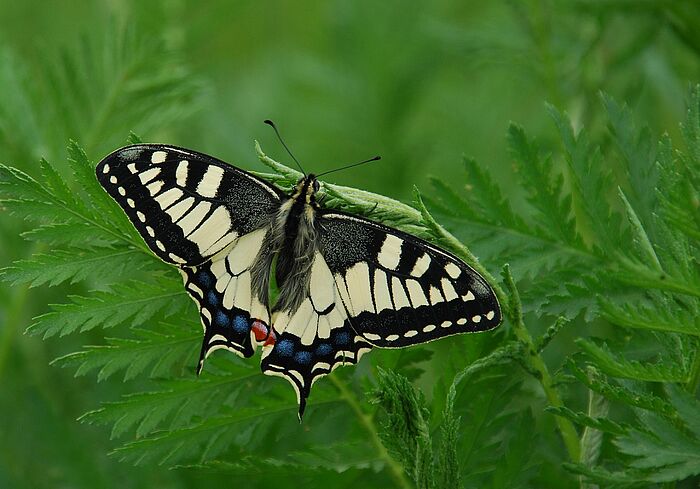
[[96, 144, 501, 418], [271, 175, 320, 313]]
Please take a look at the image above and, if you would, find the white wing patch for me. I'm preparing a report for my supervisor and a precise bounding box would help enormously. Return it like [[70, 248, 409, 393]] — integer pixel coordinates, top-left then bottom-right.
[[372, 268, 392, 311], [176, 160, 189, 186], [378, 234, 403, 270], [196, 165, 224, 198], [208, 228, 268, 323], [151, 150, 167, 163], [411, 253, 431, 277], [345, 262, 374, 314]]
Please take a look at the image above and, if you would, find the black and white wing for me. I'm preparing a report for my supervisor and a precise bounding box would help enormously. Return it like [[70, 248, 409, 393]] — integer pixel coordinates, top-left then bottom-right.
[[260, 211, 501, 418], [96, 144, 283, 368], [261, 250, 372, 418], [180, 227, 275, 368], [317, 212, 501, 346]]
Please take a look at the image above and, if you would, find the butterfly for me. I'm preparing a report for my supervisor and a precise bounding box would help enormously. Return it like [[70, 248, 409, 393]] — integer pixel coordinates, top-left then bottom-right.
[[96, 135, 501, 419]]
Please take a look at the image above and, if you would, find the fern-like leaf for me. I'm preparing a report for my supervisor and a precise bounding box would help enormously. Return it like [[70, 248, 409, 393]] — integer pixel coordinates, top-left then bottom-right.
[[576, 338, 689, 383], [52, 322, 200, 381], [27, 278, 188, 338], [1, 248, 159, 287]]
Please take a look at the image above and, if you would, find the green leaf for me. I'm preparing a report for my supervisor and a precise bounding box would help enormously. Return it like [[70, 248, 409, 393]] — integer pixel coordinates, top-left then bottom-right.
[[37, 24, 205, 155], [600, 294, 700, 337], [567, 361, 674, 416], [563, 463, 643, 488], [602, 93, 657, 236], [27, 278, 188, 338], [52, 322, 200, 381], [681, 84, 700, 165], [0, 160, 147, 252], [80, 365, 259, 439], [576, 338, 689, 383], [20, 222, 115, 247], [657, 134, 700, 242], [614, 385, 700, 482], [548, 103, 619, 253], [372, 368, 434, 489], [460, 156, 527, 230], [545, 406, 626, 435], [617, 188, 662, 271], [1, 247, 160, 287], [507, 122, 579, 246], [110, 397, 320, 466]]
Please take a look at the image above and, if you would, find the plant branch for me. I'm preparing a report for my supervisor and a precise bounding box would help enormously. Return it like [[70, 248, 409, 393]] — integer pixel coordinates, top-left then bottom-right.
[[502, 265, 581, 463]]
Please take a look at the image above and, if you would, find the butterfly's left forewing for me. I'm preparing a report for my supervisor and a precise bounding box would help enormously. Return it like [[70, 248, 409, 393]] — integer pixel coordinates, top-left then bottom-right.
[[96, 144, 282, 369]]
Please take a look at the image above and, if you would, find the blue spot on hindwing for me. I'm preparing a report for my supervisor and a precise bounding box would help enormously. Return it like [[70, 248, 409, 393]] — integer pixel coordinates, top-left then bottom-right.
[[294, 351, 311, 364], [197, 271, 212, 287], [207, 291, 219, 306], [233, 315, 249, 333], [276, 339, 294, 357], [316, 343, 332, 356], [334, 331, 350, 346], [215, 311, 229, 327]]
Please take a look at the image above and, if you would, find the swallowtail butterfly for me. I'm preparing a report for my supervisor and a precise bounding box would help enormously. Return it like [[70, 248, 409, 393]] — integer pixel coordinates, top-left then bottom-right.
[[96, 141, 501, 418]]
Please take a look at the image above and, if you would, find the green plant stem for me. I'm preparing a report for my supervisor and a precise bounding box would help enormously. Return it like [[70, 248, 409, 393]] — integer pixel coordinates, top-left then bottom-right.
[[503, 266, 581, 463], [329, 375, 413, 489]]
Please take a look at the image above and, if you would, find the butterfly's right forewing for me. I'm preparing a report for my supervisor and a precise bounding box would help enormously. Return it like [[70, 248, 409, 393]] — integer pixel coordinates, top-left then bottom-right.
[[96, 144, 283, 265], [96, 144, 283, 368]]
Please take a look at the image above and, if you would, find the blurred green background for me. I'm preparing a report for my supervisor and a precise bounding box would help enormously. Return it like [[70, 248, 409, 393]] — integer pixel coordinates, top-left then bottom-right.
[[0, 1, 699, 488]]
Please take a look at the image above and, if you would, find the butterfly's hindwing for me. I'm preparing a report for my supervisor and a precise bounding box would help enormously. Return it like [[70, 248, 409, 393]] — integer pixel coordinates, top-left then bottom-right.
[[261, 251, 372, 417], [183, 228, 274, 371], [318, 212, 501, 347], [96, 144, 283, 265]]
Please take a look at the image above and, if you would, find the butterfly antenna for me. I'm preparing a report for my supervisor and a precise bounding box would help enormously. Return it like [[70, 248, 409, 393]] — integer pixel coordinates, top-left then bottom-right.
[[316, 155, 381, 178], [264, 120, 305, 175]]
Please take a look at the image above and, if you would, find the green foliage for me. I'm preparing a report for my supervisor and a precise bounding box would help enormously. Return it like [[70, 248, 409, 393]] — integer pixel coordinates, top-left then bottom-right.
[[2, 4, 700, 488], [372, 369, 435, 489], [6, 86, 700, 486], [52, 321, 200, 382], [566, 385, 700, 485], [425, 86, 700, 487], [28, 279, 188, 339]]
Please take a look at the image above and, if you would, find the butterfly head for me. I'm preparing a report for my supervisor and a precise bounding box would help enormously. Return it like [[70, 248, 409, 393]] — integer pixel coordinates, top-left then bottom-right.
[[293, 174, 321, 207]]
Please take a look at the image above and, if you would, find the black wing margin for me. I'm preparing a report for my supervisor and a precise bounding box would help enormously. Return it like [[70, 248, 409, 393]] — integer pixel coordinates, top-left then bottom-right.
[[96, 144, 284, 266], [317, 212, 501, 347]]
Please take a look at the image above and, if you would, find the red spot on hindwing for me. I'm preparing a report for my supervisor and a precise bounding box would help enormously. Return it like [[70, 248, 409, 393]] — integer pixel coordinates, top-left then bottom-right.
[[252, 320, 276, 347]]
